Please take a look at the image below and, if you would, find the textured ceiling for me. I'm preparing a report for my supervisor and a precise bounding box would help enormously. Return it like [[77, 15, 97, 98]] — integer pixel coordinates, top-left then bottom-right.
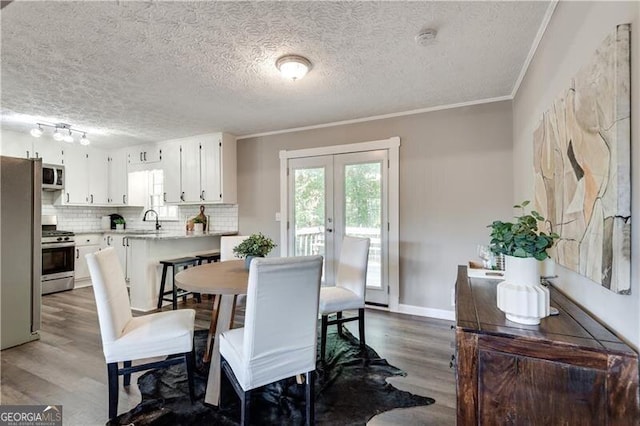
[[1, 1, 549, 147]]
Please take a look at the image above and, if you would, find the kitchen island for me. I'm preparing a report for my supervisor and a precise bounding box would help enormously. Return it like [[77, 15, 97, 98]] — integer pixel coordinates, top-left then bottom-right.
[[127, 231, 236, 311]]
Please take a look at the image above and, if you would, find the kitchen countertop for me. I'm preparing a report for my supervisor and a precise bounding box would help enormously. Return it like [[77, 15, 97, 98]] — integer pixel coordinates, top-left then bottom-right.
[[127, 230, 237, 240], [74, 230, 237, 240]]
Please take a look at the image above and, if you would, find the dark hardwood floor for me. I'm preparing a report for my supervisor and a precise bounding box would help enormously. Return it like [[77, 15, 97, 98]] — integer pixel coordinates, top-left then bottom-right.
[[0, 287, 456, 425]]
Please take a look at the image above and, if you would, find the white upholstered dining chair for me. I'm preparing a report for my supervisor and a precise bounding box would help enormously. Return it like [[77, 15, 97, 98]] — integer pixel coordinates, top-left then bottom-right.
[[318, 236, 370, 362], [86, 247, 196, 420], [219, 255, 323, 426], [220, 235, 250, 261]]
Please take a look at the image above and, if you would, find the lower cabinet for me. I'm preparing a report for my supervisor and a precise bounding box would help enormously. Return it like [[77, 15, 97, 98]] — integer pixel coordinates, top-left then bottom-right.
[[74, 234, 102, 285], [103, 234, 130, 283]]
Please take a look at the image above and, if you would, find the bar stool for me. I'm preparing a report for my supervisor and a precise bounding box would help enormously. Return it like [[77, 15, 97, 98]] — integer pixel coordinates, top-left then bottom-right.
[[157, 256, 202, 310], [196, 251, 221, 265]]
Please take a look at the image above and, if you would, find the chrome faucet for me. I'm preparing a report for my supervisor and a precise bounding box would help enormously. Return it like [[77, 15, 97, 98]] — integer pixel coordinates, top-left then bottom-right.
[[143, 209, 161, 230]]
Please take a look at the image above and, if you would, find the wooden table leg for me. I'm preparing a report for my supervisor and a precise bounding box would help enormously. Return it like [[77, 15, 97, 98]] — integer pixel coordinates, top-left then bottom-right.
[[204, 294, 235, 406], [204, 295, 221, 363]]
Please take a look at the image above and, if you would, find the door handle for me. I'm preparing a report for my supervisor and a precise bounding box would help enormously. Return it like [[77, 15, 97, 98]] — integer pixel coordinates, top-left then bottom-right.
[[143, 152, 147, 161], [201, 190, 205, 200], [107, 236, 111, 245], [90, 194, 94, 203], [66, 193, 70, 203], [180, 191, 185, 202], [327, 228, 333, 233], [163, 192, 167, 202], [123, 194, 127, 204], [140, 152, 143, 162], [122, 237, 126, 247], [76, 249, 79, 259], [26, 150, 30, 158]]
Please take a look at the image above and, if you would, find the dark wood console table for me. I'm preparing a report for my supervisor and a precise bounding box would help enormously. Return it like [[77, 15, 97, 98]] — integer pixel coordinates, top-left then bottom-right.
[[455, 265, 639, 425]]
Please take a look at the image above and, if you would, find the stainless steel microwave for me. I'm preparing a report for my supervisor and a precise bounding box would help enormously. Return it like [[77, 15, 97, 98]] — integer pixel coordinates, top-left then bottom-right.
[[42, 164, 64, 191]]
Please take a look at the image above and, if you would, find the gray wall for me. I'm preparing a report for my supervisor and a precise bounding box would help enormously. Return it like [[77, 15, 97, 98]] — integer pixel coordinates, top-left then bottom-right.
[[238, 101, 513, 313], [513, 1, 640, 348]]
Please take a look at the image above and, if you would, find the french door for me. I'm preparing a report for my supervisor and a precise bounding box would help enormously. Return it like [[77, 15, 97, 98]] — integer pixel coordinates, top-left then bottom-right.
[[287, 150, 389, 305]]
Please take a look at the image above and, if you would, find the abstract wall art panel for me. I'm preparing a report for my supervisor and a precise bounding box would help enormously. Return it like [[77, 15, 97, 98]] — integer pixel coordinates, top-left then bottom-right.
[[533, 24, 631, 294]]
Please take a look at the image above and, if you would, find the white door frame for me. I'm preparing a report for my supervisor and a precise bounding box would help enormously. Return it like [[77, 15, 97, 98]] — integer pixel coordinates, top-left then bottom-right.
[[279, 136, 400, 311]]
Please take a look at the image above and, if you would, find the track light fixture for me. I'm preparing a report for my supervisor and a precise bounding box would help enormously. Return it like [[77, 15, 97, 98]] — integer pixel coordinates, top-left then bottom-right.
[[30, 124, 43, 138], [30, 122, 90, 145]]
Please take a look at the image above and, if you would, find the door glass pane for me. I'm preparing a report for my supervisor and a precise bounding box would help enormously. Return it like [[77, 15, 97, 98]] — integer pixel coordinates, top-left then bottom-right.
[[293, 168, 325, 263], [344, 162, 382, 288]]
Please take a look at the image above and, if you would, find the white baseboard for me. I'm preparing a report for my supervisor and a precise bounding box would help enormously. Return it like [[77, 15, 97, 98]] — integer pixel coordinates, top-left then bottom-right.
[[397, 304, 455, 321]]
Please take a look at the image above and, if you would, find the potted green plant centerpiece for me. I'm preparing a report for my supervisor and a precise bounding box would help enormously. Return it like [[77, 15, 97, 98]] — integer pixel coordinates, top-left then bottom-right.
[[192, 216, 205, 234], [488, 201, 559, 325], [114, 218, 126, 230], [232, 233, 277, 270]]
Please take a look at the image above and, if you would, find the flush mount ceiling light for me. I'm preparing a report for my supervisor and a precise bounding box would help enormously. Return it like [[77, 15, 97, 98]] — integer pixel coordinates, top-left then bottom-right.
[[276, 54, 312, 81], [31, 122, 90, 145]]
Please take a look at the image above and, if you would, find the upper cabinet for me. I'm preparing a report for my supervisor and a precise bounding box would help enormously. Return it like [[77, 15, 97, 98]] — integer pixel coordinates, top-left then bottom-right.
[[160, 133, 236, 205], [34, 139, 64, 165], [62, 146, 90, 204], [108, 149, 128, 205], [58, 146, 109, 205], [127, 144, 162, 165], [0, 130, 63, 164]]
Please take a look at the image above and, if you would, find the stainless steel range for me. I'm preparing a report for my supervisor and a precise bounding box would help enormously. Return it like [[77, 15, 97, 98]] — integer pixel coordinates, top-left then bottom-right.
[[41, 215, 75, 295]]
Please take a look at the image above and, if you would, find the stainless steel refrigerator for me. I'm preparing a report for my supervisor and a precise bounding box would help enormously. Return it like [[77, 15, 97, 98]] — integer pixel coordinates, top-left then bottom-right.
[[1, 156, 42, 349]]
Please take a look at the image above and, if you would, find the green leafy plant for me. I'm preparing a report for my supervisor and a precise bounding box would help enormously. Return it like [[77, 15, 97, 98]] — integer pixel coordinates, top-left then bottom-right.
[[488, 201, 559, 261], [233, 233, 276, 258], [114, 218, 126, 225], [192, 216, 205, 224]]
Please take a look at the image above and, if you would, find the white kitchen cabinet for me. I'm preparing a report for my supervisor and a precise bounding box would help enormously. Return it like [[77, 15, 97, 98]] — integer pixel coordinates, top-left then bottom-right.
[[108, 149, 128, 205], [34, 139, 64, 165], [127, 144, 162, 165], [201, 138, 222, 202], [58, 146, 110, 205], [181, 141, 201, 202], [75, 234, 102, 285], [1, 131, 32, 159], [88, 148, 109, 204], [161, 141, 182, 203], [104, 234, 129, 282], [63, 146, 89, 204], [0, 133, 64, 165], [160, 133, 236, 205]]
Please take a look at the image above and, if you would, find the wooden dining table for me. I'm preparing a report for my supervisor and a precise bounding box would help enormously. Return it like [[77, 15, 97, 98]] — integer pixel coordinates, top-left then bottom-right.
[[175, 259, 248, 406]]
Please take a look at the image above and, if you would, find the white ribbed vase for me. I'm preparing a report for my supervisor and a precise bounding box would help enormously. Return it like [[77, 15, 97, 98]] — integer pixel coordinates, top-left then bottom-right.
[[496, 255, 549, 325]]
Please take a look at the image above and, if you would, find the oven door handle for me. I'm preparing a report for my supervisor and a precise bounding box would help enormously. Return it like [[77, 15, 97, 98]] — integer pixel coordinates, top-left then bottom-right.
[[42, 243, 76, 249]]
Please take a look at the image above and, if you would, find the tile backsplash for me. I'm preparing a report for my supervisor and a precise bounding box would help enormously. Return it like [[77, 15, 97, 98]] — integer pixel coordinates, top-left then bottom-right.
[[42, 191, 238, 233]]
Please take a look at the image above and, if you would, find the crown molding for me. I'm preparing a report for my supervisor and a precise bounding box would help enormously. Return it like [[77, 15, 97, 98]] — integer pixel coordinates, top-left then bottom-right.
[[238, 95, 512, 140], [510, 0, 559, 98]]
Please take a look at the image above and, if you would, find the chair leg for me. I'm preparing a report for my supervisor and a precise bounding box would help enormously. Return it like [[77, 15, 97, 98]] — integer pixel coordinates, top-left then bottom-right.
[[336, 312, 343, 336], [358, 308, 366, 352], [107, 362, 119, 420], [305, 370, 315, 426], [320, 315, 328, 362], [123, 361, 132, 387], [241, 389, 251, 426], [157, 264, 169, 309], [185, 350, 196, 403]]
